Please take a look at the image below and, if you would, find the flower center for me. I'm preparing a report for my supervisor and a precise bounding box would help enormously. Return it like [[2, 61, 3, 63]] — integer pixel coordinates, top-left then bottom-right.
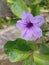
[[26, 22, 33, 28]]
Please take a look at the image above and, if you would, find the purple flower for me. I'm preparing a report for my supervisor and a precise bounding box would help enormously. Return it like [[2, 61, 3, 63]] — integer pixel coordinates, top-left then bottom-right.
[[16, 11, 44, 40]]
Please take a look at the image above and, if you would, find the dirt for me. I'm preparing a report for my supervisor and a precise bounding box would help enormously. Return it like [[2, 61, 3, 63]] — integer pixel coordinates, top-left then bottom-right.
[[0, 60, 22, 65]]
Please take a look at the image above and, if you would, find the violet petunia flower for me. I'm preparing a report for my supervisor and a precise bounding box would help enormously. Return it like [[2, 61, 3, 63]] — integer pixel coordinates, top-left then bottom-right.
[[16, 11, 44, 40]]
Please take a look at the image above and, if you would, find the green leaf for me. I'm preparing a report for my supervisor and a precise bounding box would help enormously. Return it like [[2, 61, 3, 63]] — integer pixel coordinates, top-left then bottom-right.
[[7, 0, 14, 3], [4, 38, 36, 62], [31, 4, 40, 16], [27, 41, 37, 51], [9, 0, 29, 18], [33, 0, 40, 5], [40, 44, 49, 54], [10, 17, 20, 24], [33, 53, 49, 65], [7, 49, 30, 62], [22, 55, 36, 65]]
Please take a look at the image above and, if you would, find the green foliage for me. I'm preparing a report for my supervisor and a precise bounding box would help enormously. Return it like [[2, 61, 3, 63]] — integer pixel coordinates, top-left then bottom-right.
[[34, 53, 49, 65], [22, 55, 34, 65], [40, 44, 49, 54], [39, 0, 49, 9], [6, 49, 30, 62], [6, 0, 14, 3], [28, 0, 40, 16], [7, 17, 20, 25], [7, 0, 29, 18], [31, 4, 40, 16], [0, 17, 20, 29], [4, 38, 37, 62], [30, 0, 41, 5], [27, 41, 37, 51], [0, 17, 11, 29]]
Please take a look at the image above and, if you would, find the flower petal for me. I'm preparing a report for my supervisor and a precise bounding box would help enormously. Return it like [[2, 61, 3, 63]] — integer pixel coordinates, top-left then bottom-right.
[[16, 20, 26, 30], [21, 11, 34, 22], [21, 28, 33, 40], [33, 15, 44, 27], [32, 26, 42, 39]]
